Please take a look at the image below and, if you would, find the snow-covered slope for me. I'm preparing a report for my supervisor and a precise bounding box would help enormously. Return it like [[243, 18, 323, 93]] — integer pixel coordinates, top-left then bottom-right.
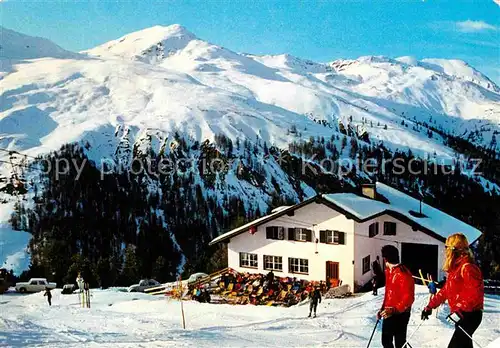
[[1, 24, 499, 160], [0, 202, 31, 274], [419, 58, 499, 93], [330, 56, 499, 143], [1, 286, 499, 347], [0, 26, 79, 60]]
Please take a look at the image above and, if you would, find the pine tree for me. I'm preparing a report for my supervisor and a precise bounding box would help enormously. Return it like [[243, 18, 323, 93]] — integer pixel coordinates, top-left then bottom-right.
[[122, 245, 140, 284], [341, 136, 347, 151], [349, 138, 358, 159]]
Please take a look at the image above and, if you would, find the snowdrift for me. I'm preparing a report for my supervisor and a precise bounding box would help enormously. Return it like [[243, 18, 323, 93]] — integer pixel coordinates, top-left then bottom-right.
[[0, 285, 499, 347]]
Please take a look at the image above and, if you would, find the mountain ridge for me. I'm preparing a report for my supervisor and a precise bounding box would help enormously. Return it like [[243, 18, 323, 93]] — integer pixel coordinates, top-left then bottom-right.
[[0, 25, 498, 167]]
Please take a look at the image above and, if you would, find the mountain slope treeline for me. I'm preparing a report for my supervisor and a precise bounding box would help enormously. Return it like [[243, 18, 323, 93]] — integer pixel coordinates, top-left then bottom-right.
[[9, 134, 500, 287]]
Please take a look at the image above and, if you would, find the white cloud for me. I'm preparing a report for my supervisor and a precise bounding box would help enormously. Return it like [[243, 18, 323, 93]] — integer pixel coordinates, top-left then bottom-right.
[[456, 20, 498, 33]]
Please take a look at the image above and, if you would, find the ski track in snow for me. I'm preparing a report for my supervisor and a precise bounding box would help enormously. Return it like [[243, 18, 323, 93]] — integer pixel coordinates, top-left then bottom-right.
[[0, 286, 499, 347]]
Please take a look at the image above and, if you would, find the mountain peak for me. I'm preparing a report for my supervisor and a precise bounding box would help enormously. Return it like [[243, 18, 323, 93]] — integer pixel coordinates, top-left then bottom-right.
[[85, 24, 198, 63], [129, 24, 196, 40]]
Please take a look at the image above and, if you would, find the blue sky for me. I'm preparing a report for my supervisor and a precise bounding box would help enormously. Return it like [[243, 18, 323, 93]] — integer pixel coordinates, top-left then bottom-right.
[[1, 0, 499, 82]]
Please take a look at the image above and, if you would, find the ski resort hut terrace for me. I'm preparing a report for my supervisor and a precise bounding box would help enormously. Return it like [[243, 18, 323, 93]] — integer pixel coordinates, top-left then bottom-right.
[[210, 182, 482, 292]]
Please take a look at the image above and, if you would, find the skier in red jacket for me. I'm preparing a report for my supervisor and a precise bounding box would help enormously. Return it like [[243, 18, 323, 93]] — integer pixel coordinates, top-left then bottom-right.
[[421, 233, 484, 348], [377, 245, 415, 348]]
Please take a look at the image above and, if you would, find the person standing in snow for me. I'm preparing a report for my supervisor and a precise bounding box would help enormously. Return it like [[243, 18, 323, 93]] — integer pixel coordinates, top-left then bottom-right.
[[76, 273, 84, 292], [308, 285, 322, 317], [372, 277, 378, 296], [421, 233, 484, 348], [43, 287, 52, 306], [372, 256, 384, 292], [377, 245, 415, 348]]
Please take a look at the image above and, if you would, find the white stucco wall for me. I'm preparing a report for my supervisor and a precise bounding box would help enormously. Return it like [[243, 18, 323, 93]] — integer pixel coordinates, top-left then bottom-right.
[[354, 214, 445, 289], [227, 202, 356, 291]]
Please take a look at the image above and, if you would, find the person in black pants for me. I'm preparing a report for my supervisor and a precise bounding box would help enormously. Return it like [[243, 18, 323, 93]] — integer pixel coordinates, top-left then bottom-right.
[[381, 311, 411, 348], [421, 233, 484, 348], [377, 245, 415, 348], [308, 286, 322, 317], [43, 287, 52, 306], [447, 311, 482, 348]]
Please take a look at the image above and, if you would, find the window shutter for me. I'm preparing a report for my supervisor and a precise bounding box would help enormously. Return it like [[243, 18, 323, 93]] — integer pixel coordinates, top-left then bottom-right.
[[278, 227, 284, 240], [306, 229, 312, 242], [288, 228, 295, 240], [339, 232, 345, 245], [266, 227, 272, 239], [319, 230, 326, 243]]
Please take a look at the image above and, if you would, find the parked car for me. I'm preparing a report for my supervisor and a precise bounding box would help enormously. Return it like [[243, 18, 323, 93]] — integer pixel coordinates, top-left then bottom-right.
[[128, 279, 161, 292], [15, 278, 57, 293]]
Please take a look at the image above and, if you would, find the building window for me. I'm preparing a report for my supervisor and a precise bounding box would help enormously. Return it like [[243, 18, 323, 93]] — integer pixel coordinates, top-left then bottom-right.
[[239, 252, 258, 268], [296, 228, 308, 241], [319, 230, 346, 245], [369, 223, 379, 238], [288, 228, 312, 242], [289, 257, 309, 274], [362, 255, 371, 274], [266, 226, 285, 240], [384, 222, 397, 236], [264, 255, 283, 271]]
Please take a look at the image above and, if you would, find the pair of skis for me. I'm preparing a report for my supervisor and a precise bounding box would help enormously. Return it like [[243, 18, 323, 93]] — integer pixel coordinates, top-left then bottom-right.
[[416, 269, 438, 317], [80, 288, 91, 308]]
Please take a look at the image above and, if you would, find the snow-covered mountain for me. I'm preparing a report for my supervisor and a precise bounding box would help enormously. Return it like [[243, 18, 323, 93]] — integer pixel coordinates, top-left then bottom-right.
[[1, 25, 500, 273], [1, 24, 498, 161], [0, 26, 80, 61]]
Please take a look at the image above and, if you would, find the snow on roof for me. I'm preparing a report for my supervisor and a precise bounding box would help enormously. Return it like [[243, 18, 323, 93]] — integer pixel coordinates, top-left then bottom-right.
[[210, 182, 482, 245], [321, 193, 388, 219], [271, 206, 292, 213], [323, 182, 482, 243], [376, 182, 482, 243]]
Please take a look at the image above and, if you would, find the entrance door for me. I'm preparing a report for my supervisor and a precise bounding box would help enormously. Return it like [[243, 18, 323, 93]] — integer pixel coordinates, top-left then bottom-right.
[[401, 243, 438, 284], [326, 261, 339, 287]]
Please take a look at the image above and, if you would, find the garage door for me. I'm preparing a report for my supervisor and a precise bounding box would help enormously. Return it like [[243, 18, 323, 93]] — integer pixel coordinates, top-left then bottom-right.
[[401, 243, 438, 284]]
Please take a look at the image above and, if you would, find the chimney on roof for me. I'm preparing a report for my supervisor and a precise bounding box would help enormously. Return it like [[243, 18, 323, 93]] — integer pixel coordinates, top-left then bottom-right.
[[361, 183, 376, 199]]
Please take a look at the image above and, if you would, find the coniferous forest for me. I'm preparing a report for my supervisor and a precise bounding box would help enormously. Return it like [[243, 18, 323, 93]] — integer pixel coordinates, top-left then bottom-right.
[[8, 132, 500, 287]]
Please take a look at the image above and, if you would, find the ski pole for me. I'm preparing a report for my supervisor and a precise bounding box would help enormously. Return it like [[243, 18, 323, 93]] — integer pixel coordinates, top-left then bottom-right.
[[401, 320, 425, 348], [366, 318, 380, 348], [456, 324, 483, 348]]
